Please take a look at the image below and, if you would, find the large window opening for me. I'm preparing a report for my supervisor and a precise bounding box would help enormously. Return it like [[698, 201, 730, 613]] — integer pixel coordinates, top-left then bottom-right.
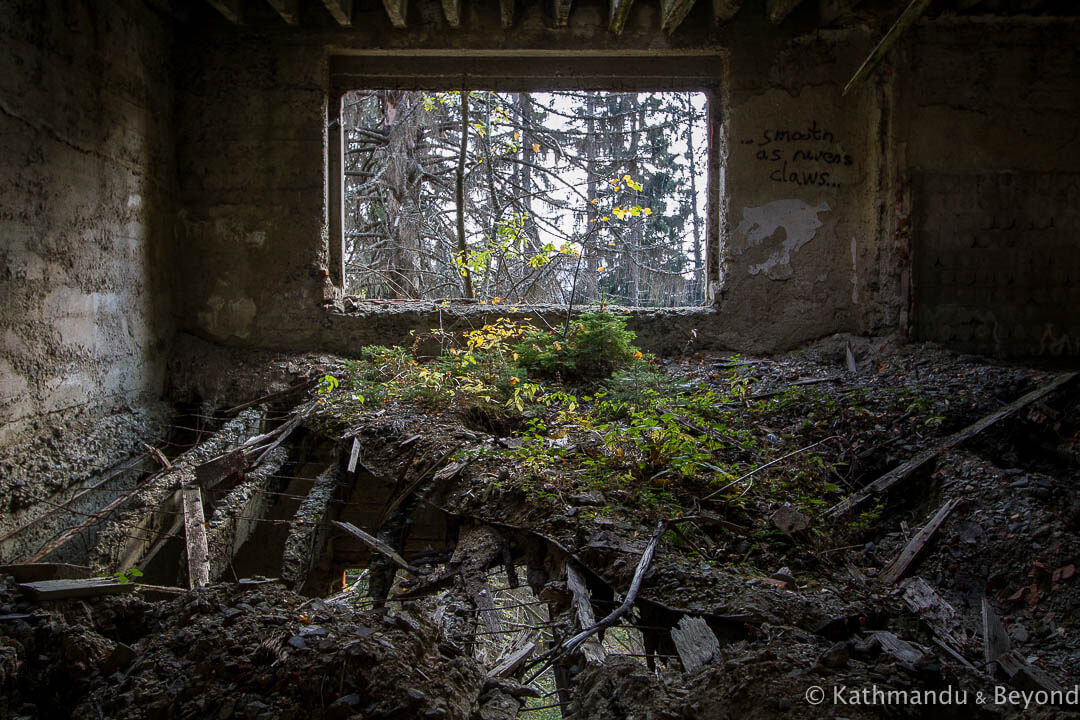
[[340, 89, 711, 308]]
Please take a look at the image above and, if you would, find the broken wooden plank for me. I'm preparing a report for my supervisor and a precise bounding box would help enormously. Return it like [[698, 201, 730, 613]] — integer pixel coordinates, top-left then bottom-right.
[[334, 521, 424, 576], [551, 0, 573, 27], [321, 0, 353, 25], [19, 577, 135, 600], [182, 485, 211, 589], [671, 615, 720, 673], [659, 0, 698, 33], [499, 0, 514, 27], [266, 0, 299, 23], [902, 576, 968, 648], [488, 641, 537, 678], [873, 631, 925, 664], [982, 597, 1010, 666], [828, 372, 1077, 517], [195, 448, 246, 488], [842, 0, 932, 96], [711, 0, 742, 24], [347, 437, 362, 474], [608, 0, 634, 34], [207, 0, 242, 23], [566, 563, 605, 665], [879, 498, 961, 585], [382, 0, 408, 27], [766, 0, 803, 24], [0, 563, 93, 583]]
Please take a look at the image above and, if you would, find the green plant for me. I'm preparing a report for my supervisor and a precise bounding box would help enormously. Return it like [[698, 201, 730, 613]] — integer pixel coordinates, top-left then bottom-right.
[[112, 567, 144, 584], [514, 312, 642, 382]]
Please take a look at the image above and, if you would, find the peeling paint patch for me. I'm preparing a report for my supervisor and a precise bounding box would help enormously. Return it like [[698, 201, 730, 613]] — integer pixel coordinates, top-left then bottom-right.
[[736, 200, 830, 280]]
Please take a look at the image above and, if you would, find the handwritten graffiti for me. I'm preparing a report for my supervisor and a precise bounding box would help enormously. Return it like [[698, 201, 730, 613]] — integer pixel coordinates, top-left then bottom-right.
[[740, 121, 852, 188]]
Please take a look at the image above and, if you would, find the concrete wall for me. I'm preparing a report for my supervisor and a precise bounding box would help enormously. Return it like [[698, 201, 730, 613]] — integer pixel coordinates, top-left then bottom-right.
[[902, 18, 1080, 356], [172, 1, 890, 356], [0, 0, 176, 538], [168, 5, 1080, 359]]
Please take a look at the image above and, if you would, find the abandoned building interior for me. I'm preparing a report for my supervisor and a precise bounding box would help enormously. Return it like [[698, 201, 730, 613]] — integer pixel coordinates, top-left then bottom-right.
[[2, 0, 1080, 717]]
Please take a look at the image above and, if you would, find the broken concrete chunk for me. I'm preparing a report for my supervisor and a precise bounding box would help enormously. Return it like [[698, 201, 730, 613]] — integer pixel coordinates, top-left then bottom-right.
[[771, 503, 809, 534]]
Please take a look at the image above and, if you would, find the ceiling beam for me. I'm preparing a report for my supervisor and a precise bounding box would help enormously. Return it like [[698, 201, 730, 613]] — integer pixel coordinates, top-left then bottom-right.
[[551, 0, 573, 27], [322, 0, 353, 25], [608, 0, 635, 34], [382, 0, 408, 27], [711, 0, 741, 24], [843, 0, 932, 95], [499, 0, 515, 28], [659, 0, 698, 33], [265, 0, 299, 24], [766, 0, 803, 24], [207, 0, 242, 23], [441, 0, 461, 27]]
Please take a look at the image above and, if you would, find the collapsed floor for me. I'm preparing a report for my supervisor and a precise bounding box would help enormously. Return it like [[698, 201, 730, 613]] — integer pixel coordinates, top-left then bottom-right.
[[2, 326, 1079, 719]]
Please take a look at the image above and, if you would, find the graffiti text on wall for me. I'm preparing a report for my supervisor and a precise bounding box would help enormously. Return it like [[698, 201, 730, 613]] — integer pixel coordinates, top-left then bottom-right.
[[740, 121, 852, 188]]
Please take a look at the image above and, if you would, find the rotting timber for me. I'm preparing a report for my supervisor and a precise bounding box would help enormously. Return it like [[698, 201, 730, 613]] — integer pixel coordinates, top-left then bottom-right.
[[2, 324, 1080, 719]]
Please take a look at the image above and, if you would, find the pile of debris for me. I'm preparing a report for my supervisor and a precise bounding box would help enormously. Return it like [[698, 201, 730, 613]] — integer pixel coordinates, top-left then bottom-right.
[[3, 333, 1079, 718]]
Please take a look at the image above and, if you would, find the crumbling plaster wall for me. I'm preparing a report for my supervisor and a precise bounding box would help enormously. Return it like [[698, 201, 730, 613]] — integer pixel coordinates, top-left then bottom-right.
[[173, 1, 887, 356], [899, 17, 1080, 357], [0, 0, 176, 536]]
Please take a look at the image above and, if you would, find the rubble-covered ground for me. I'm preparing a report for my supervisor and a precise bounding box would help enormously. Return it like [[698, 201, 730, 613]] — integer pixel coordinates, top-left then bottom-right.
[[2, 318, 1079, 718]]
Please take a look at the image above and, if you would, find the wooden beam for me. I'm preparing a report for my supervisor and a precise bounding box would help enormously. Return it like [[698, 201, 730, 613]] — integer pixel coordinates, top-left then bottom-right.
[[0, 563, 93, 583], [842, 0, 932, 96], [827, 372, 1076, 516], [207, 0, 243, 23], [551, 0, 573, 27], [659, 0, 698, 33], [608, 0, 635, 34], [322, 0, 353, 26], [711, 0, 741, 25], [382, 0, 408, 27], [266, 0, 299, 23], [441, 0, 462, 27], [334, 521, 424, 576], [878, 498, 960, 585], [19, 577, 135, 600], [766, 0, 803, 25], [182, 485, 211, 589], [566, 563, 605, 665], [499, 0, 515, 28]]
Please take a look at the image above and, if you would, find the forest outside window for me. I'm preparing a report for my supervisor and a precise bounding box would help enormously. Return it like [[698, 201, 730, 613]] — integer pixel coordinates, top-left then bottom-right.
[[339, 89, 712, 308]]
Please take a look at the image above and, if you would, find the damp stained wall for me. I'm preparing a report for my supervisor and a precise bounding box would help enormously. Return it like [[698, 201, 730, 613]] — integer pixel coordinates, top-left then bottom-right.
[[901, 18, 1080, 357], [0, 0, 176, 536]]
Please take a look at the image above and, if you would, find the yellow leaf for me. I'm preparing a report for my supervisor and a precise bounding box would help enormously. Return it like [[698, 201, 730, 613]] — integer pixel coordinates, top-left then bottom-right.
[[598, 266, 606, 273], [532, 143, 541, 152], [633, 351, 642, 358], [513, 132, 520, 140], [601, 216, 610, 222], [608, 241, 615, 246], [643, 208, 653, 216]]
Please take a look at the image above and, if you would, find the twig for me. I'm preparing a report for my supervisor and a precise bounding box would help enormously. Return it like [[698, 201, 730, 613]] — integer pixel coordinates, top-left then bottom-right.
[[701, 436, 841, 502], [524, 520, 666, 683]]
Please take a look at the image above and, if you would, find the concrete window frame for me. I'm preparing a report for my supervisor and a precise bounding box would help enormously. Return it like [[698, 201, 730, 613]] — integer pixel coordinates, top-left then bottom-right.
[[327, 50, 728, 306]]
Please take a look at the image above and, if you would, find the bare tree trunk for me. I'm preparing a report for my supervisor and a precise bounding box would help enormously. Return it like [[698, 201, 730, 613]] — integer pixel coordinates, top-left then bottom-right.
[[456, 91, 474, 299], [685, 94, 703, 305]]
